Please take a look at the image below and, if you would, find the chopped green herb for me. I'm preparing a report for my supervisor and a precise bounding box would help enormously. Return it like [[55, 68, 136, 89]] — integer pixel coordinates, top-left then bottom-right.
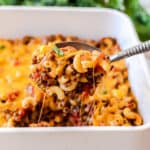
[[53, 45, 64, 56], [0, 45, 5, 50], [102, 90, 107, 95]]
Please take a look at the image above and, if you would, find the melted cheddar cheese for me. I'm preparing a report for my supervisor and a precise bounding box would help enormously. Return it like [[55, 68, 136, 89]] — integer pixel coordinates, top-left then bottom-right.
[[0, 35, 143, 127], [0, 37, 43, 126]]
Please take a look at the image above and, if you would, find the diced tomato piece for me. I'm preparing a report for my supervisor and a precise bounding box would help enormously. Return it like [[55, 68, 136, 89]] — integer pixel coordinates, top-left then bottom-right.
[[71, 110, 78, 117], [18, 109, 26, 117], [7, 90, 20, 101], [127, 101, 135, 109], [95, 65, 105, 73], [32, 68, 43, 80], [13, 59, 21, 66], [15, 108, 27, 121], [71, 114, 82, 126], [82, 91, 89, 98], [33, 72, 40, 80]]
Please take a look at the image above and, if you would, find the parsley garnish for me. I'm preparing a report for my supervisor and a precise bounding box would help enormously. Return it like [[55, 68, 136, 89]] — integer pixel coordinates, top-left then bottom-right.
[[0, 45, 5, 50], [53, 45, 64, 56]]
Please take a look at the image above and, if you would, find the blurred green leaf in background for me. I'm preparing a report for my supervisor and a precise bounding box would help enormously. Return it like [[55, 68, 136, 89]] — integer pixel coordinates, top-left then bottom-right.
[[0, 0, 17, 5], [0, 0, 150, 41], [125, 0, 150, 41]]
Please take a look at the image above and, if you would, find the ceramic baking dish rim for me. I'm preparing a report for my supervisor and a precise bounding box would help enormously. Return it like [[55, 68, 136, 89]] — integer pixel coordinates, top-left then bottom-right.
[[0, 6, 149, 131]]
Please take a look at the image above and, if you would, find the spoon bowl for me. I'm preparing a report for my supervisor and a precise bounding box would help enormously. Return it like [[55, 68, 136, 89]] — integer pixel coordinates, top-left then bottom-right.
[[56, 41, 150, 62]]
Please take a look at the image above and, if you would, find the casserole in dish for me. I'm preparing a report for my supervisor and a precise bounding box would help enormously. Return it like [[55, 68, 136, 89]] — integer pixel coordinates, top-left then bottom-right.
[[0, 35, 142, 127], [0, 7, 149, 150]]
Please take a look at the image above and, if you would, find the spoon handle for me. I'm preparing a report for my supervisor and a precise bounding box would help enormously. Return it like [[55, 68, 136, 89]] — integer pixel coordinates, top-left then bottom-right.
[[109, 40, 150, 62]]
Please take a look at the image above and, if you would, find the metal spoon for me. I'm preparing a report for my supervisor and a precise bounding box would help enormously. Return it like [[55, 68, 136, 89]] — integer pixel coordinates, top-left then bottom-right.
[[56, 41, 150, 62]]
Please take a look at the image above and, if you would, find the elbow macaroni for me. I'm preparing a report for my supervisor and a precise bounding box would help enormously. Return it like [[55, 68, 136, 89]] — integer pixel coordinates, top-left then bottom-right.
[[0, 35, 142, 127]]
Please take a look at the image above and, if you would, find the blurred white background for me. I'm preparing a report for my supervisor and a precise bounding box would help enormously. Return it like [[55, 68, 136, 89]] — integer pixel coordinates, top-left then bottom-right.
[[140, 0, 150, 12]]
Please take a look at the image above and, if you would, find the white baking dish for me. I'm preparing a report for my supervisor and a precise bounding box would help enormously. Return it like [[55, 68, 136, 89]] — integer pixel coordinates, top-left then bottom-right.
[[0, 7, 150, 150]]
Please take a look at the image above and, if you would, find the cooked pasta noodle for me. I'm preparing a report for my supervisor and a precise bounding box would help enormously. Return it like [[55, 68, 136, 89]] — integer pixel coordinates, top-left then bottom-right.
[[0, 35, 142, 127]]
